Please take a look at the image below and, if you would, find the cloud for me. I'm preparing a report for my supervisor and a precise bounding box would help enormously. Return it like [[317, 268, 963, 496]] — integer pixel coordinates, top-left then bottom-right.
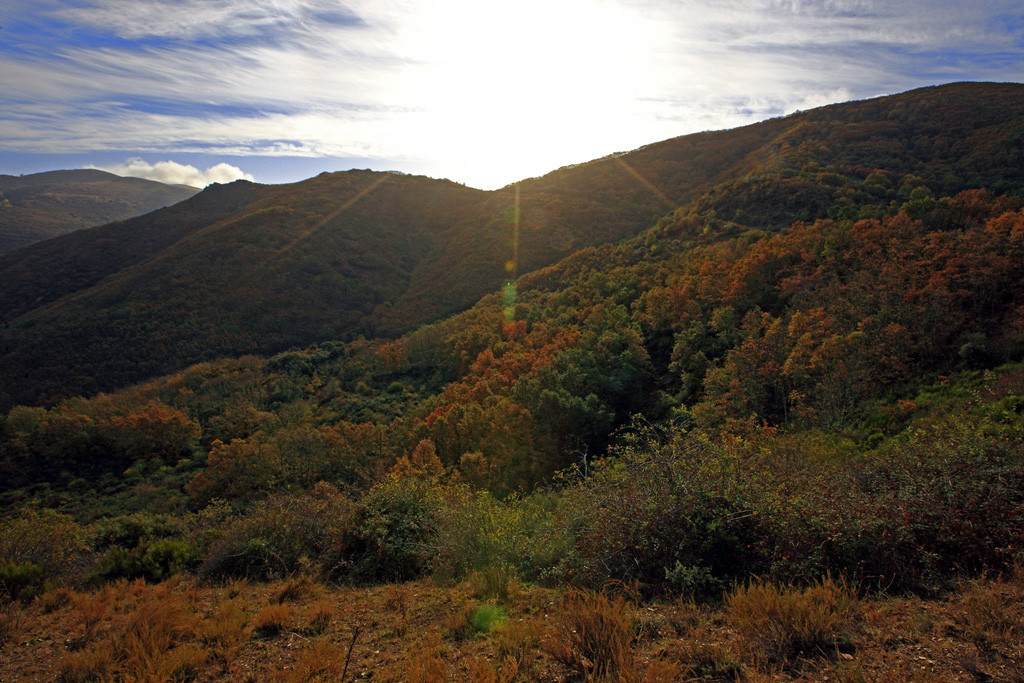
[[92, 159, 254, 188], [3, 0, 1024, 188]]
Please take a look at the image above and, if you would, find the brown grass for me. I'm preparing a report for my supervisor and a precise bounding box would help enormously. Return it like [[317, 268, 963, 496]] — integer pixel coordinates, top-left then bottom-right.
[[5, 574, 1023, 682], [273, 575, 320, 604], [544, 588, 636, 680], [275, 640, 345, 682], [198, 597, 249, 661], [0, 604, 22, 647], [468, 655, 519, 682], [383, 583, 410, 636], [726, 575, 857, 665], [443, 600, 477, 641], [406, 638, 447, 682], [301, 598, 335, 636], [72, 586, 114, 638], [253, 602, 292, 638], [55, 639, 117, 682], [493, 616, 541, 674], [35, 587, 74, 614]]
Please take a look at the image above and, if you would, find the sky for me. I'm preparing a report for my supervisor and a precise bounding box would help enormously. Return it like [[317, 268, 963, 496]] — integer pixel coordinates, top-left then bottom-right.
[[1, 1, 1023, 190]]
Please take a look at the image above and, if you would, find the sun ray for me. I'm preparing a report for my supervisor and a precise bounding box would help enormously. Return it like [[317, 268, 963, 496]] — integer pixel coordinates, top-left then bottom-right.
[[236, 173, 391, 292], [612, 156, 678, 213]]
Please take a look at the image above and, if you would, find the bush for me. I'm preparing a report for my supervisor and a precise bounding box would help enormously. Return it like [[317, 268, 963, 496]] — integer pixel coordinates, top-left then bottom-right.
[[552, 430, 769, 596], [0, 508, 92, 585], [199, 482, 358, 580], [90, 512, 183, 552], [98, 539, 202, 582], [431, 488, 542, 599], [0, 561, 46, 602], [349, 475, 442, 583]]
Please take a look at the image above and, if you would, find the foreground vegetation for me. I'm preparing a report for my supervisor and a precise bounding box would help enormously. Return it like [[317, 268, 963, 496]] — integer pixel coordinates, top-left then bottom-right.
[[2, 566, 1022, 680], [1, 364, 1022, 680]]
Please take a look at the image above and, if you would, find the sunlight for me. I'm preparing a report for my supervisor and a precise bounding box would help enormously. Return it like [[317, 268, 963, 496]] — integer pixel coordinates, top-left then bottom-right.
[[400, 0, 671, 188]]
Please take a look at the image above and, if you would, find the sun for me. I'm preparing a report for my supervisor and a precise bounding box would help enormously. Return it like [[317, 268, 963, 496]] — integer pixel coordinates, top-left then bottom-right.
[[398, 0, 671, 188]]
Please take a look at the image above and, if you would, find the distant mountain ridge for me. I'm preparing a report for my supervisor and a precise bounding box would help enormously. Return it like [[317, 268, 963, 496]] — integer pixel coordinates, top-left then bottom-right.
[[0, 169, 200, 253], [1, 81, 1023, 410]]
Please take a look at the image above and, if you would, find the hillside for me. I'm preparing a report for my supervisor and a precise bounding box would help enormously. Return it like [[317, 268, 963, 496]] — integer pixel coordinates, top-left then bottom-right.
[[0, 170, 199, 253], [1, 82, 1023, 682], [1, 82, 1023, 412]]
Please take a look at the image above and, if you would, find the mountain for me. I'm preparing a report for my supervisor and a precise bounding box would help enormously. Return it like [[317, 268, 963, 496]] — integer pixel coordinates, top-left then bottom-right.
[[1, 82, 1023, 411], [0, 169, 200, 253]]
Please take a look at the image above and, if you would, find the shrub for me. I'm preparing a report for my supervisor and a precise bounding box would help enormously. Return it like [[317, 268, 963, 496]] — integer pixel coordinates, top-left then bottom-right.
[[98, 539, 202, 583], [199, 482, 358, 580], [0, 561, 47, 602], [90, 512, 183, 552], [725, 576, 856, 665], [350, 474, 442, 583], [0, 508, 92, 584], [553, 431, 769, 596], [432, 489, 564, 599]]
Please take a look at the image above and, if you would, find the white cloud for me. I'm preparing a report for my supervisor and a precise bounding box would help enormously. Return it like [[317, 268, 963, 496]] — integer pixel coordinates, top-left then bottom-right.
[[3, 0, 1024, 188], [92, 159, 254, 188]]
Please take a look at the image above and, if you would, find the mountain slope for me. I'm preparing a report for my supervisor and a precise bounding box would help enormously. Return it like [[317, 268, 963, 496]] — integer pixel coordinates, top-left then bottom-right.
[[0, 169, 200, 253], [1, 82, 1023, 410]]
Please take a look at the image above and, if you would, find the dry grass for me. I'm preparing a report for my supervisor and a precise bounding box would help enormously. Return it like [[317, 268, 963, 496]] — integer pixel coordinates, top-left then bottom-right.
[[301, 598, 335, 636], [0, 604, 22, 647], [468, 655, 519, 682], [275, 640, 346, 682], [59, 584, 205, 682], [543, 588, 636, 680], [726, 575, 857, 665], [253, 602, 292, 637], [383, 583, 410, 636], [443, 600, 478, 641], [35, 587, 74, 614], [72, 586, 114, 638], [406, 638, 447, 682], [55, 639, 117, 682], [4, 573, 1024, 681], [273, 575, 320, 604], [954, 576, 1024, 649], [198, 597, 248, 660], [493, 615, 541, 674]]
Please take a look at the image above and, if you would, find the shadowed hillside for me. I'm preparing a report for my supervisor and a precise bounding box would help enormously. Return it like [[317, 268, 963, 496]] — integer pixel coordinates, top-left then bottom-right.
[[0, 169, 199, 253], [1, 82, 1023, 410]]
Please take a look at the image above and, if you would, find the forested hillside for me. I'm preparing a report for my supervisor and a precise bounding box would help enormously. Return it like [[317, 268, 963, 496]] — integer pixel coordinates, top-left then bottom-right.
[[1, 82, 1023, 681], [3, 83, 1023, 412], [0, 170, 199, 253]]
